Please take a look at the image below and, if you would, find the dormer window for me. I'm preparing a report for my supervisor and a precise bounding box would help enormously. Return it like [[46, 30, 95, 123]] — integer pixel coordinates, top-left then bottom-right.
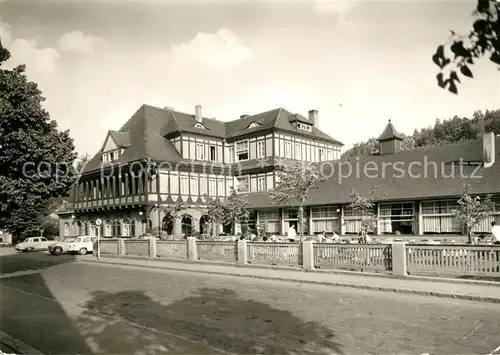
[[247, 122, 261, 129], [102, 149, 121, 163], [194, 123, 207, 129], [297, 122, 312, 132]]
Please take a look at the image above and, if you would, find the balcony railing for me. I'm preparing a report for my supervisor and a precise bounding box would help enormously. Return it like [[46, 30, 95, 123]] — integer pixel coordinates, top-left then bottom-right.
[[73, 194, 146, 209]]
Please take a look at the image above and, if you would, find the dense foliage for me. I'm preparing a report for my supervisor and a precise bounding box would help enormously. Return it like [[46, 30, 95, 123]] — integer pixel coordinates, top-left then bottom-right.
[[433, 0, 499, 94], [0, 40, 77, 238], [342, 109, 500, 159], [204, 189, 250, 237], [347, 189, 378, 237], [270, 161, 324, 238], [454, 185, 495, 243]]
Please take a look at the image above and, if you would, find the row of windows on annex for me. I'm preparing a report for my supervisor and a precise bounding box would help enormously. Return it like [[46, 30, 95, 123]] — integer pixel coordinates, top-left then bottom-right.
[[259, 207, 340, 235], [256, 198, 500, 236]]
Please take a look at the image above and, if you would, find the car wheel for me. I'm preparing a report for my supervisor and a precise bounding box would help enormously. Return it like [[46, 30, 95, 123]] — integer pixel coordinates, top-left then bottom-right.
[[53, 247, 62, 255], [26, 247, 34, 252], [78, 247, 87, 255]]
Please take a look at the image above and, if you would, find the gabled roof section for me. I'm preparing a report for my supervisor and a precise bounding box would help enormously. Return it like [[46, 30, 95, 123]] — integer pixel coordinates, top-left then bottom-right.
[[226, 108, 343, 145], [109, 130, 130, 148], [159, 106, 226, 138], [83, 105, 184, 173], [378, 119, 404, 141], [288, 113, 312, 125]]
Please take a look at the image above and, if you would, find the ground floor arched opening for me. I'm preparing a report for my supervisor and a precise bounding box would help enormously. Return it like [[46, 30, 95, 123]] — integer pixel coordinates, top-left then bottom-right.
[[181, 215, 193, 236], [200, 214, 210, 236], [162, 214, 174, 235]]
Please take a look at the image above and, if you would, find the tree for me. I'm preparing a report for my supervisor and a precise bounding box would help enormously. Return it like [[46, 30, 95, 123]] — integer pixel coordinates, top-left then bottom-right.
[[204, 194, 227, 238], [433, 0, 500, 94], [347, 188, 378, 239], [75, 154, 90, 175], [270, 161, 324, 239], [224, 188, 251, 236], [341, 137, 379, 159], [204, 189, 251, 237], [454, 185, 495, 244], [0, 41, 77, 238]]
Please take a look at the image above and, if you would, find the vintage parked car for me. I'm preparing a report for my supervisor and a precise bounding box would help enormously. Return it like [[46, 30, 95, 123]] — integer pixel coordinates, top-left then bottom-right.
[[15, 237, 54, 252], [49, 236, 96, 255]]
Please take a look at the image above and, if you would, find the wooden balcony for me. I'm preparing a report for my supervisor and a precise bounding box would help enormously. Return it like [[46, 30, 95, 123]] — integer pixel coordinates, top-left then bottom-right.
[[74, 194, 146, 211]]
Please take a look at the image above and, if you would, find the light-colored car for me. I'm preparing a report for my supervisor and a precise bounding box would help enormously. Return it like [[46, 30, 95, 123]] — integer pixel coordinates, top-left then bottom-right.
[[49, 236, 96, 255], [15, 237, 54, 252]]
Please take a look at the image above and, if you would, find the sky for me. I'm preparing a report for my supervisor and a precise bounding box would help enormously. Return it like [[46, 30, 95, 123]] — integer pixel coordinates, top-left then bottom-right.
[[1, 0, 499, 156]]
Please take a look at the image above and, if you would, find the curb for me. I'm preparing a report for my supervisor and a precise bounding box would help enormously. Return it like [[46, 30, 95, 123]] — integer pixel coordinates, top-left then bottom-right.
[[79, 258, 500, 304], [95, 254, 500, 287], [0, 331, 44, 355]]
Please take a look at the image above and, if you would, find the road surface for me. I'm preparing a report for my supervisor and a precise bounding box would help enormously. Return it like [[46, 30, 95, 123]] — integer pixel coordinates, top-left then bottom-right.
[[1, 249, 500, 355]]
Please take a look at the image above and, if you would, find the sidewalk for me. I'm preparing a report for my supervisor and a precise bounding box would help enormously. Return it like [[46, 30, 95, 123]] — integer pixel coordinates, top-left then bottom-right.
[[0, 331, 44, 355], [78, 255, 500, 304]]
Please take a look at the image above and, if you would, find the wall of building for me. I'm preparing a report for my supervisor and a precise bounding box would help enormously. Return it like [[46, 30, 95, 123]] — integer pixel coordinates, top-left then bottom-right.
[[175, 134, 225, 163], [255, 196, 500, 237], [273, 133, 341, 161]]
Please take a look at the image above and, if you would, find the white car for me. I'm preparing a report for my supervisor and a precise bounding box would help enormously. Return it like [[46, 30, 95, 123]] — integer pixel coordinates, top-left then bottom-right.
[[49, 236, 96, 255], [15, 237, 54, 252]]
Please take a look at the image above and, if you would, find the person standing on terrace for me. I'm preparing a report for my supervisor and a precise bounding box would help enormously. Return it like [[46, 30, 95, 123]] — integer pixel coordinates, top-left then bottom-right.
[[287, 225, 296, 243], [491, 222, 500, 245]]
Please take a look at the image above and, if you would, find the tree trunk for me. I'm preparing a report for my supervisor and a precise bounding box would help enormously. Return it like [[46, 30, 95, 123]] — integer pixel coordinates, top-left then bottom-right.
[[298, 205, 304, 240]]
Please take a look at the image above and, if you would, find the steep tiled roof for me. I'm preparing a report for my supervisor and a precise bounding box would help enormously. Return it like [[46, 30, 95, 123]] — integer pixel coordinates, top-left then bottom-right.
[[226, 107, 342, 144], [83, 104, 343, 173], [109, 131, 130, 147], [378, 120, 403, 141], [245, 136, 500, 208]]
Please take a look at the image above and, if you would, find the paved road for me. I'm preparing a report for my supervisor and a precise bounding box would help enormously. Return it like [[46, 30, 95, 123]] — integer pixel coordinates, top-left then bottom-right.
[[1, 250, 500, 355]]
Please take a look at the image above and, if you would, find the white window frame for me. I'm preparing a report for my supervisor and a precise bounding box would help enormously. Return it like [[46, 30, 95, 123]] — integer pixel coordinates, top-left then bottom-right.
[[227, 146, 234, 163], [236, 140, 249, 161], [209, 179, 216, 196], [284, 141, 292, 158], [209, 145, 216, 162], [180, 176, 189, 194], [318, 148, 325, 162], [217, 179, 224, 196], [295, 143, 301, 160], [257, 177, 265, 191], [196, 143, 205, 160], [190, 176, 199, 196], [257, 141, 265, 159]]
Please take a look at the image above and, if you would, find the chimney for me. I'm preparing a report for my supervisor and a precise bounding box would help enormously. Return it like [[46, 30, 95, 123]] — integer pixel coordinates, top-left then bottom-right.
[[240, 114, 249, 119], [308, 109, 318, 126], [163, 106, 174, 111], [195, 105, 202, 123], [483, 132, 496, 168]]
